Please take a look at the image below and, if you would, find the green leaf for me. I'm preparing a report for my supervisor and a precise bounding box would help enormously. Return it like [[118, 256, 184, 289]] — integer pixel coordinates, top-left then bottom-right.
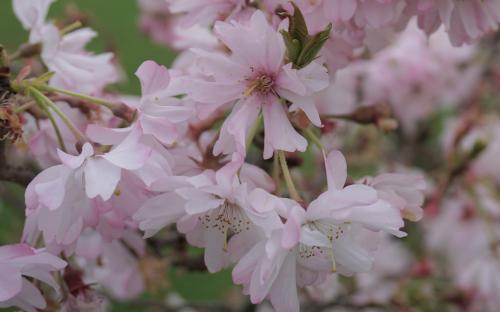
[[288, 2, 309, 46], [281, 30, 301, 64], [36, 71, 55, 84], [296, 23, 332, 68], [280, 4, 332, 69]]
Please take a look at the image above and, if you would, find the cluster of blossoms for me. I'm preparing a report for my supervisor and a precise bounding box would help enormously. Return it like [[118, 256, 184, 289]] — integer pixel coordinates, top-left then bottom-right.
[[0, 0, 499, 311]]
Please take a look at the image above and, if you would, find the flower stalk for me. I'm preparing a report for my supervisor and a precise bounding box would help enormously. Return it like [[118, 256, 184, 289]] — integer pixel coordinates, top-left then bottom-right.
[[28, 86, 87, 143], [278, 151, 302, 202]]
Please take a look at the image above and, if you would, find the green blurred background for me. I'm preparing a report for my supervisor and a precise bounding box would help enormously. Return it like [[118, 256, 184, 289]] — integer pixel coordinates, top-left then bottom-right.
[[0, 1, 235, 311], [1, 0, 176, 94]]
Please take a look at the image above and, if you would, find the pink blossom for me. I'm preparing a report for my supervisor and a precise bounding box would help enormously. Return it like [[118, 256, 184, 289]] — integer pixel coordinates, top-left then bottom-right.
[[127, 60, 193, 145], [25, 102, 89, 168], [458, 119, 500, 184], [281, 1, 366, 76], [352, 233, 413, 305], [61, 290, 108, 312], [409, 0, 500, 46], [233, 151, 406, 311], [6, 0, 492, 308], [0, 244, 66, 312], [23, 128, 152, 250], [425, 196, 500, 309], [458, 253, 500, 309], [13, 0, 118, 94], [174, 155, 281, 272], [360, 173, 426, 221], [166, 0, 249, 27], [139, 0, 220, 50], [325, 22, 480, 133], [75, 230, 146, 300], [12, 0, 53, 32], [187, 11, 329, 158], [135, 154, 282, 272], [324, 0, 408, 29]]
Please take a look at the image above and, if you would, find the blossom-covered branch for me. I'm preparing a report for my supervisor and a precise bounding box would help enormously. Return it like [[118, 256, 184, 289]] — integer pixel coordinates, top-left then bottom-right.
[[0, 0, 499, 311]]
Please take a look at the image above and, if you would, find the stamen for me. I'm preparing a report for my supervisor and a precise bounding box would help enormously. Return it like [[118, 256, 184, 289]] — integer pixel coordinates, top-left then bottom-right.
[[328, 246, 337, 273], [198, 201, 251, 252], [244, 81, 258, 97], [244, 74, 274, 96], [60, 21, 83, 36], [223, 224, 229, 252], [299, 221, 347, 272]]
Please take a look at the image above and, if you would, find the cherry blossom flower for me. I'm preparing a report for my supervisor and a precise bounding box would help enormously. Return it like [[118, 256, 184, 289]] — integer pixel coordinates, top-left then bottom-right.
[[458, 253, 500, 310], [127, 60, 193, 145], [352, 233, 413, 305], [323, 22, 480, 133], [12, 0, 53, 36], [360, 173, 426, 221], [452, 118, 500, 184], [138, 0, 173, 46], [136, 154, 282, 272], [75, 230, 146, 300], [5, 0, 497, 309], [324, 0, 408, 29], [13, 0, 118, 94], [166, 0, 249, 27], [25, 102, 89, 168], [187, 11, 329, 158], [233, 151, 406, 311], [139, 0, 226, 51], [279, 0, 366, 76], [23, 127, 152, 251], [0, 244, 66, 312], [425, 196, 500, 309], [409, 0, 500, 46]]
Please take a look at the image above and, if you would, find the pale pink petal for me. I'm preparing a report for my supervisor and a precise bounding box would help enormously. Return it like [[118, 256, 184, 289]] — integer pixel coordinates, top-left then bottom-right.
[[187, 79, 245, 104], [191, 48, 249, 83], [135, 60, 170, 97], [214, 98, 261, 156], [57, 143, 94, 169], [324, 0, 357, 22], [284, 91, 322, 127], [276, 64, 307, 96], [333, 234, 373, 273], [140, 115, 178, 145], [269, 253, 299, 312], [282, 207, 306, 249], [215, 153, 244, 190], [134, 192, 186, 238], [348, 200, 406, 237], [240, 164, 275, 192], [0, 264, 22, 301], [324, 150, 347, 190], [262, 100, 307, 159], [214, 11, 285, 72], [86, 125, 131, 145], [27, 165, 70, 212], [232, 242, 263, 285], [12, 0, 54, 30], [307, 185, 378, 221], [84, 158, 121, 201], [103, 127, 152, 170], [177, 188, 225, 215], [204, 228, 231, 273]]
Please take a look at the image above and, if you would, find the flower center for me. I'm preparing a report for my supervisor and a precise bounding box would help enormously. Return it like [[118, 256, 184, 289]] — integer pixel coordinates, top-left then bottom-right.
[[198, 201, 251, 251], [309, 221, 346, 242], [244, 74, 275, 96], [299, 221, 348, 272]]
